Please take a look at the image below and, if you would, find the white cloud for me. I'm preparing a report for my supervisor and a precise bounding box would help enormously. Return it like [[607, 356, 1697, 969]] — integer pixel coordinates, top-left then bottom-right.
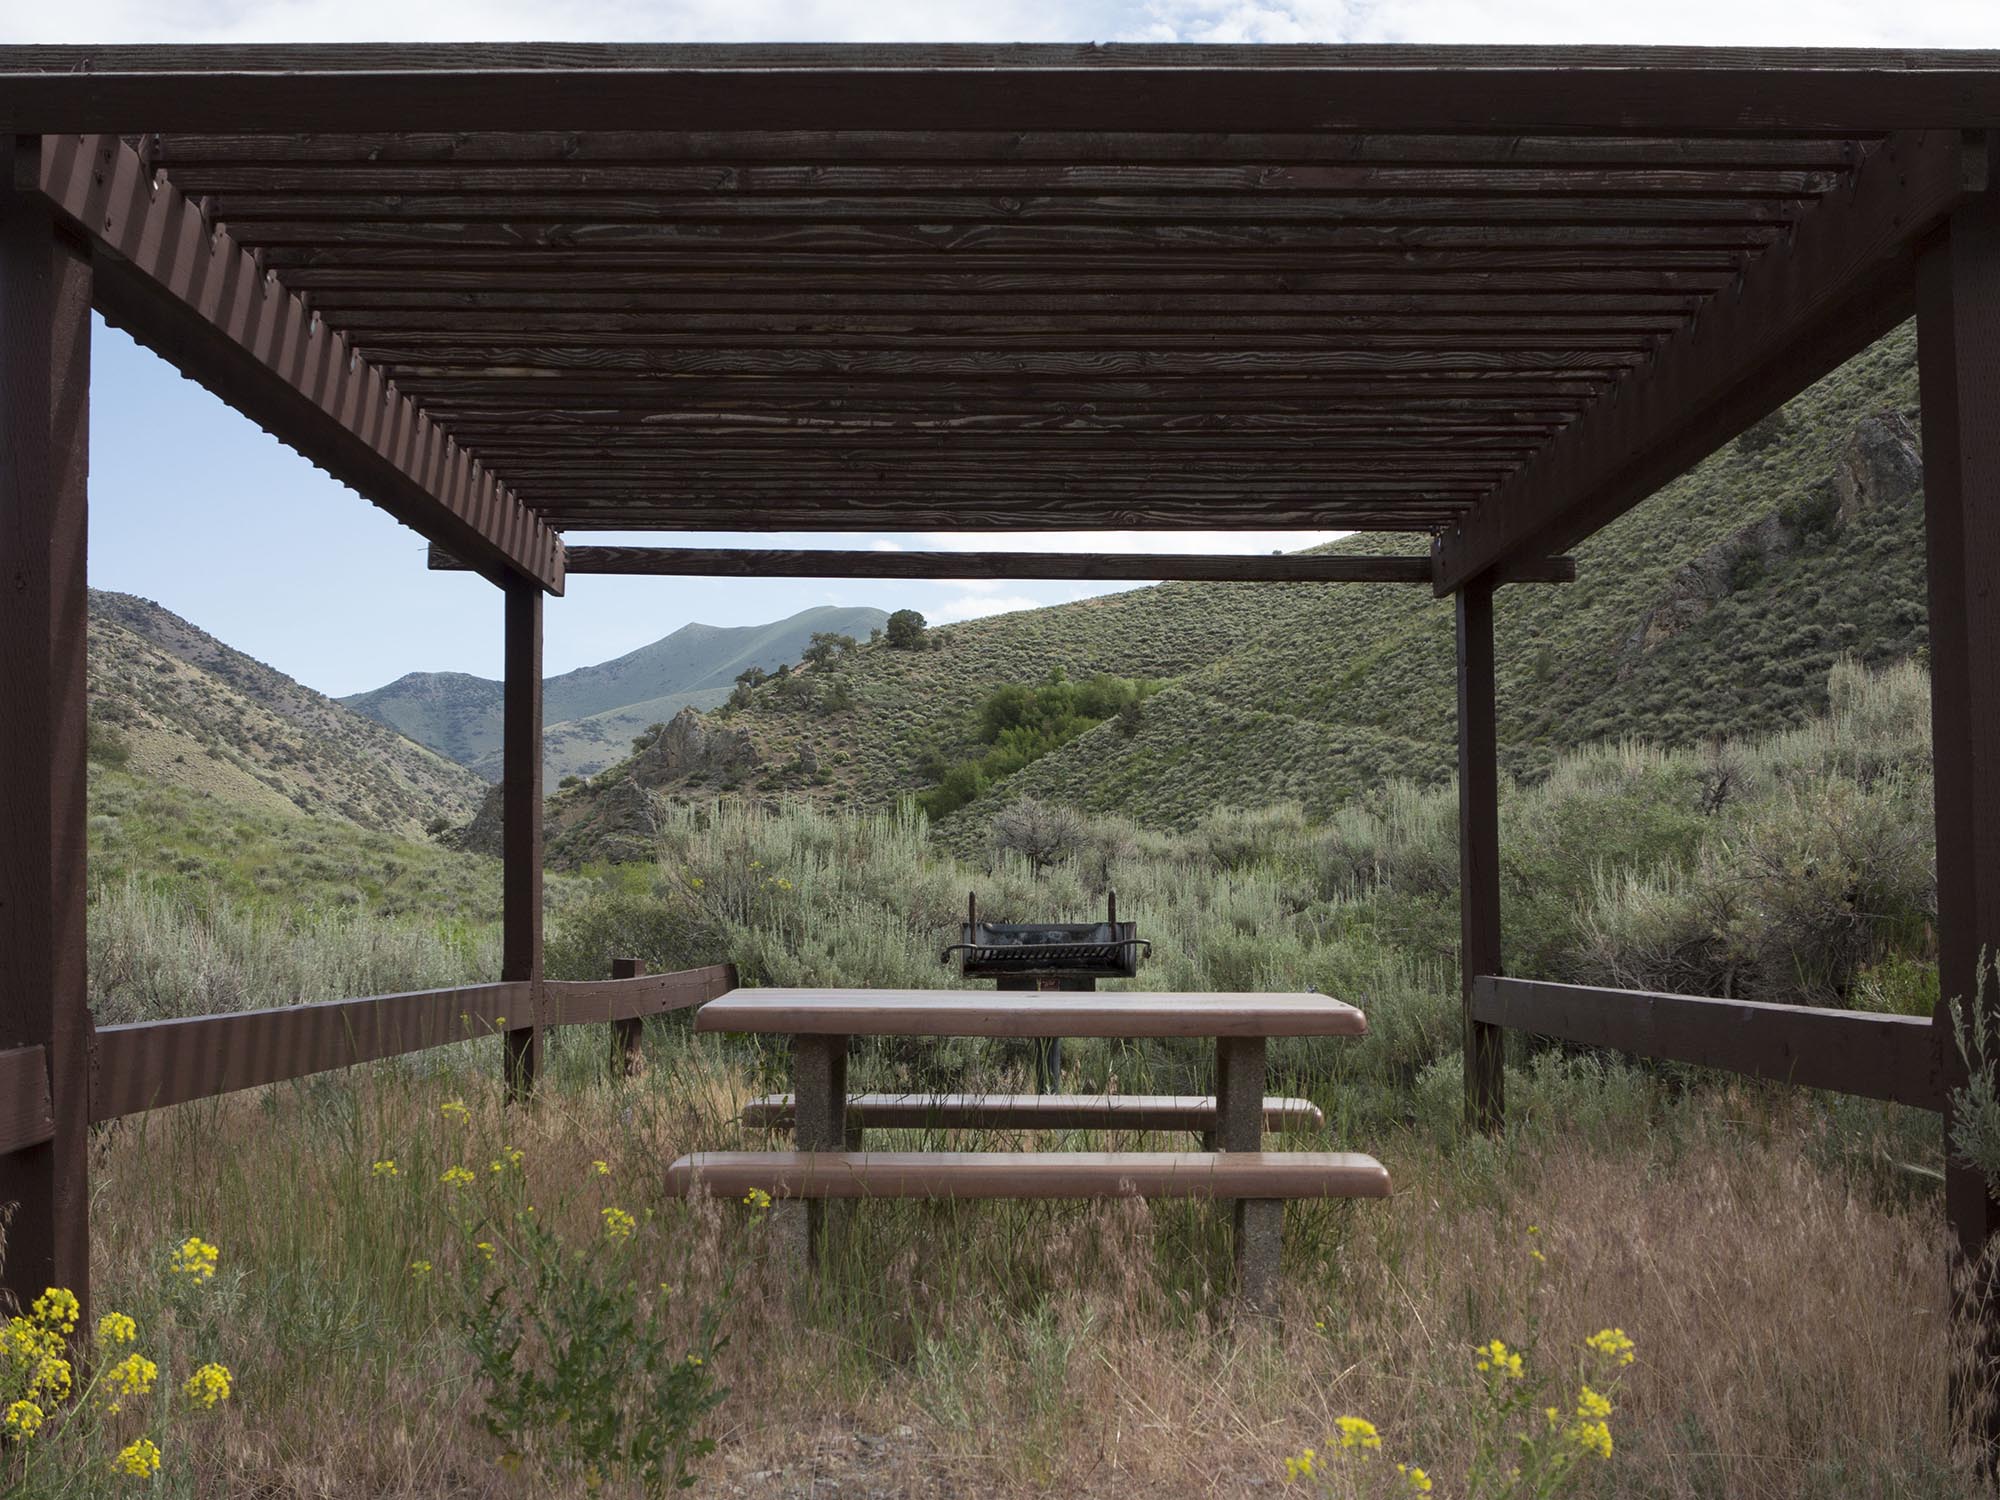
[[928, 592, 1048, 623]]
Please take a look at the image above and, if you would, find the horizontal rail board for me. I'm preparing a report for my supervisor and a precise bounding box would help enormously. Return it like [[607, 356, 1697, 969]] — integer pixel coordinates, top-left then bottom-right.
[[545, 964, 736, 1026], [696, 987, 1367, 1039], [1471, 976, 1943, 1110], [668, 1149, 1392, 1201], [0, 1046, 55, 1154], [742, 1092, 1326, 1132], [90, 983, 528, 1121]]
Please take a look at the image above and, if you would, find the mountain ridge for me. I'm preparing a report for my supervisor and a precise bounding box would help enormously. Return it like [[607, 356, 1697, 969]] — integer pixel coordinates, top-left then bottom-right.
[[343, 604, 889, 783]]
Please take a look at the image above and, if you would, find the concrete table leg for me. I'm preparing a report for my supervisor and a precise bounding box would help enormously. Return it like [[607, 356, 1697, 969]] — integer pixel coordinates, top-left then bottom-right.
[[776, 1033, 847, 1275], [1216, 1035, 1280, 1316]]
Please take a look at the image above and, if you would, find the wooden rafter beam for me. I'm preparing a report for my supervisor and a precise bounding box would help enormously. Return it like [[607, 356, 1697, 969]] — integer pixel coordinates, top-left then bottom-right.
[[426, 543, 1575, 584], [28, 134, 565, 594], [4, 45, 2000, 133], [1434, 129, 1986, 592]]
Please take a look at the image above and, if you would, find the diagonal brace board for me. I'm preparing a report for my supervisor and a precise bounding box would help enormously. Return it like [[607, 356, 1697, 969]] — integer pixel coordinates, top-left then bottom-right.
[[28, 133, 564, 593], [1435, 130, 1985, 593]]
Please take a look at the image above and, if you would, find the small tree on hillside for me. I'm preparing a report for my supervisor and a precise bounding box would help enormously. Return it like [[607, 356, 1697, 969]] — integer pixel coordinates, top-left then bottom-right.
[[803, 631, 856, 668], [993, 797, 1085, 879], [885, 609, 928, 650]]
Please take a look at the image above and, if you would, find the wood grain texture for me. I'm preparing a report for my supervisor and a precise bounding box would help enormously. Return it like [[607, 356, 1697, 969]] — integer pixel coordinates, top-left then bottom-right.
[[0, 148, 93, 1321], [739, 1092, 1327, 1133], [30, 134, 562, 592], [1435, 129, 1982, 590], [427, 544, 1574, 585], [5, 45, 2000, 133], [502, 582, 544, 1102], [666, 1149, 1392, 1201], [1457, 582, 1506, 1131], [90, 983, 528, 1120], [0, 1046, 55, 1155], [694, 988, 1367, 1039], [1470, 977, 1942, 1110]]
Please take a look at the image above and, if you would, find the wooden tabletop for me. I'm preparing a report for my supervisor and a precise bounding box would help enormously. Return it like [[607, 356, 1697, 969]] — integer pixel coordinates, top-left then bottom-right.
[[694, 987, 1366, 1039]]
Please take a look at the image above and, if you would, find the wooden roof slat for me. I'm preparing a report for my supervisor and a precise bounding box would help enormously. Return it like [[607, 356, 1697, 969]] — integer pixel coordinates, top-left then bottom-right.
[[8, 44, 2000, 133], [29, 133, 565, 591], [1436, 127, 1984, 588]]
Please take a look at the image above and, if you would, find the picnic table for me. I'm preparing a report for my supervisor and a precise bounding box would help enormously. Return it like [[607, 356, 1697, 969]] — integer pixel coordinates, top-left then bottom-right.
[[677, 987, 1386, 1312]]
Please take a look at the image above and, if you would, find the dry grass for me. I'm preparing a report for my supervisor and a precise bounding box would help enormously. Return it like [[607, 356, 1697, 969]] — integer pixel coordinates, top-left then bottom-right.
[[47, 1038, 1972, 1500]]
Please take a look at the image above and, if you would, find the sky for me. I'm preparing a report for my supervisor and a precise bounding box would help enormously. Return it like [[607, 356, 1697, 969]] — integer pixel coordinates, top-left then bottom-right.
[[19, 2, 2000, 697]]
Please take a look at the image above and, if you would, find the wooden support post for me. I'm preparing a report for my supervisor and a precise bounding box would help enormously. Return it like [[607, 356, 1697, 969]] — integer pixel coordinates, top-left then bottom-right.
[[1457, 578, 1506, 1132], [777, 1034, 848, 1271], [1917, 161, 2000, 1451], [610, 957, 645, 1076], [502, 581, 544, 1102], [1216, 1035, 1280, 1315], [0, 139, 92, 1323]]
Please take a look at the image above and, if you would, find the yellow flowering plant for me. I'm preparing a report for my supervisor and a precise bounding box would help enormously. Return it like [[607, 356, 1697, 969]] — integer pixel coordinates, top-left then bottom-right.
[[1, 1247, 234, 1493], [1283, 1230, 1636, 1499], [427, 1134, 737, 1493]]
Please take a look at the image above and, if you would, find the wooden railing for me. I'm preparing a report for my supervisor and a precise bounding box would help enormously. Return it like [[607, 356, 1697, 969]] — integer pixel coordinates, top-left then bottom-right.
[[1470, 975, 1944, 1112], [0, 961, 737, 1141]]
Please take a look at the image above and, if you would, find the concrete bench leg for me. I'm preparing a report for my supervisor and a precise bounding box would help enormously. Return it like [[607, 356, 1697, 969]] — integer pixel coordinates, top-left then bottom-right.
[[1216, 1035, 1281, 1316], [776, 1033, 847, 1275]]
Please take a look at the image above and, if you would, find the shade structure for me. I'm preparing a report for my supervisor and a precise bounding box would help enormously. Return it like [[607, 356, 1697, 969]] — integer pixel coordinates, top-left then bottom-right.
[[5, 45, 1996, 592]]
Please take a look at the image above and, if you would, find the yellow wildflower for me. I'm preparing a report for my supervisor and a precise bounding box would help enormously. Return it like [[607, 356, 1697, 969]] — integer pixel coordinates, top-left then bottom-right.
[[439, 1166, 476, 1187], [184, 1362, 232, 1409], [31, 1353, 72, 1403], [172, 1236, 219, 1283], [98, 1311, 138, 1346], [742, 1187, 773, 1211], [1398, 1464, 1434, 1495], [685, 1353, 704, 1367], [1568, 1419, 1614, 1459], [1334, 1415, 1381, 1451], [372, 1159, 399, 1179], [1530, 1247, 1547, 1264], [30, 1287, 79, 1335], [111, 1437, 162, 1479], [475, 1241, 496, 1262], [410, 1260, 433, 1278], [441, 1099, 471, 1123], [1585, 1327, 1637, 1366], [106, 1353, 159, 1400], [602, 1207, 637, 1240], [1283, 1447, 1318, 1481], [3, 1399, 44, 1441], [1576, 1385, 1613, 1421], [1475, 1338, 1524, 1379], [592, 1160, 611, 1177]]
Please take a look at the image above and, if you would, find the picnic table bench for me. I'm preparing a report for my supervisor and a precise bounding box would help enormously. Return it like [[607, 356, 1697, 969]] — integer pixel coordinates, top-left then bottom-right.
[[668, 987, 1388, 1313]]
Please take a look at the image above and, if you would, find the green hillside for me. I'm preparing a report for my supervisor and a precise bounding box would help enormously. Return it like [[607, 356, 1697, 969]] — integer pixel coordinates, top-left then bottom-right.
[[87, 590, 489, 838], [529, 321, 1926, 855], [343, 604, 888, 783]]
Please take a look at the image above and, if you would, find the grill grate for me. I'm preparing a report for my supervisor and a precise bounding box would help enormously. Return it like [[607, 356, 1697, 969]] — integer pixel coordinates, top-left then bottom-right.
[[944, 901, 1149, 980]]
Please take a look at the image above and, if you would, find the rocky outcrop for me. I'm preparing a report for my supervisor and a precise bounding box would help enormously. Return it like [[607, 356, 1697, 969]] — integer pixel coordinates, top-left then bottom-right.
[[1832, 412, 1922, 524], [1617, 410, 1921, 674], [625, 707, 761, 785]]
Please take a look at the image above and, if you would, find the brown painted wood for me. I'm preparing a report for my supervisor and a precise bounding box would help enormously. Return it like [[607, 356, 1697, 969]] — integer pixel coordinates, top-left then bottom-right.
[[608, 957, 646, 1075], [740, 1092, 1326, 1133], [151, 128, 1869, 171], [1471, 977, 1942, 1109], [29, 135, 563, 593], [1436, 129, 1983, 590], [5, 45, 2000, 134], [665, 1148, 1391, 1201], [694, 988, 1367, 1039], [89, 983, 527, 1121], [428, 544, 1575, 585], [1457, 581, 1506, 1131], [1916, 171, 2000, 1448], [0, 145, 92, 1325], [514, 963, 740, 1026], [502, 582, 544, 1103], [0, 1046, 55, 1156]]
